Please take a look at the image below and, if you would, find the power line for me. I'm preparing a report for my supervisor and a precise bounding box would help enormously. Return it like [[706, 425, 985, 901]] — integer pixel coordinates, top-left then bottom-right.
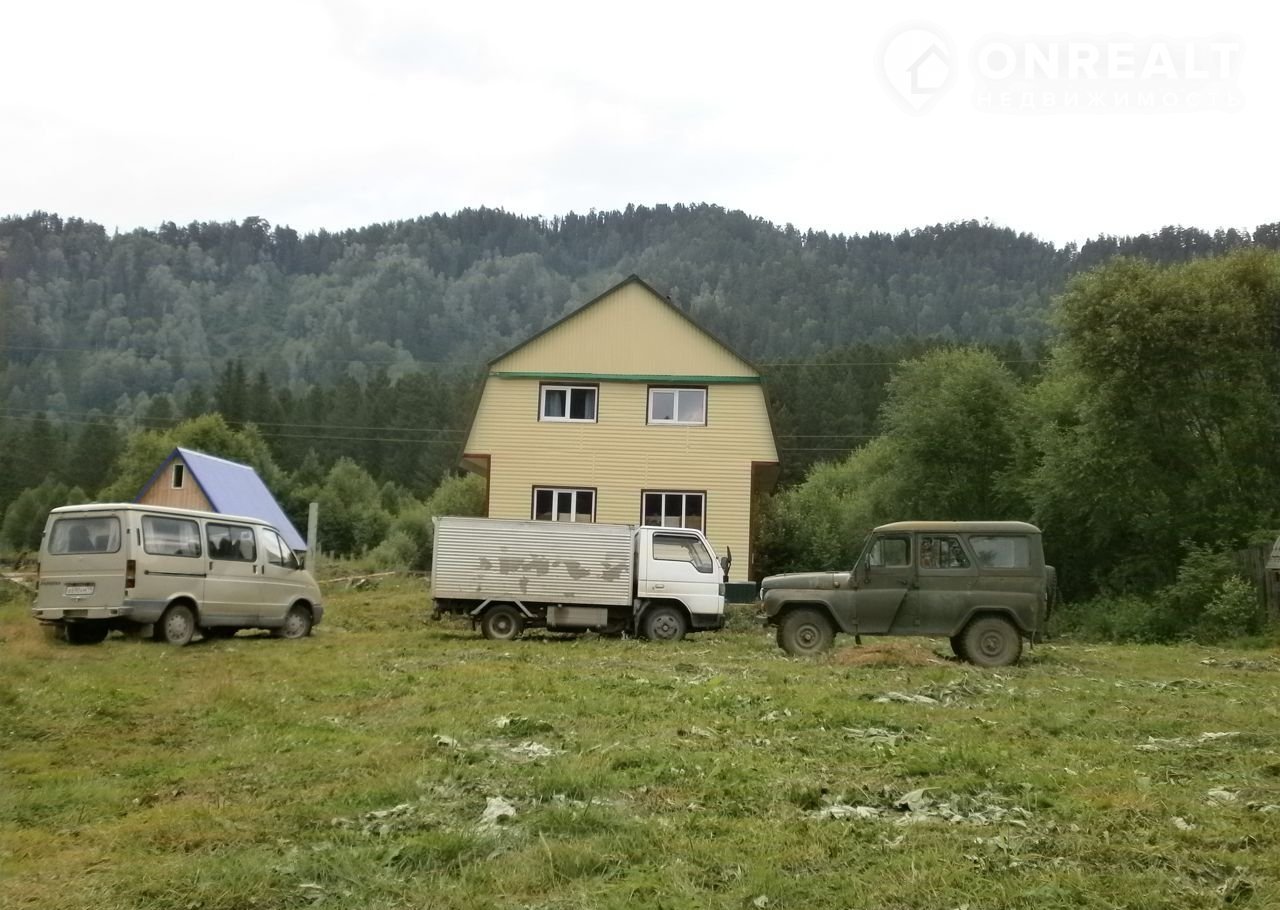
[[0, 405, 468, 436]]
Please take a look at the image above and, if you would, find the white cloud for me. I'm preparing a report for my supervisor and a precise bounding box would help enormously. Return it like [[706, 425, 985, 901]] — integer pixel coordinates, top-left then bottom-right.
[[2, 0, 1276, 243]]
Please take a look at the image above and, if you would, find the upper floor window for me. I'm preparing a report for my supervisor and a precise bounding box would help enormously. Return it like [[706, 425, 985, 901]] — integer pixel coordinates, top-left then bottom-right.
[[533, 487, 595, 522], [540, 385, 597, 422], [648, 387, 706, 425], [172, 463, 185, 489]]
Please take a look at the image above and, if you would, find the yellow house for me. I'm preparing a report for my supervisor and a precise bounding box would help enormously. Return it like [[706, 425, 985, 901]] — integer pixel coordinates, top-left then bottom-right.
[[461, 275, 779, 584]]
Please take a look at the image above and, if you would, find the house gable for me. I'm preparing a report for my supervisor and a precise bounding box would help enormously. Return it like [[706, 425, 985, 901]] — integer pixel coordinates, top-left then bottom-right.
[[492, 276, 757, 380]]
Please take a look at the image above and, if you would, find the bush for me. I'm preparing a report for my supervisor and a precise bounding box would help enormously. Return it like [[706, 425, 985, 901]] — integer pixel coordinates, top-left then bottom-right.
[[1057, 594, 1175, 643], [1199, 575, 1264, 642]]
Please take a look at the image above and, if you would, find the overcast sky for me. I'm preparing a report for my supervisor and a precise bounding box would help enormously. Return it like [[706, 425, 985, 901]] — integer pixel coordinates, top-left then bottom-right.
[[3, 0, 1276, 245]]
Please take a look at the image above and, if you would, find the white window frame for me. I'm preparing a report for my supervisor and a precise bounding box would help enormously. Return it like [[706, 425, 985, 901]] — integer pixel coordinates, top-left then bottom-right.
[[647, 387, 707, 425], [642, 491, 705, 531], [540, 384, 597, 422], [532, 487, 596, 522]]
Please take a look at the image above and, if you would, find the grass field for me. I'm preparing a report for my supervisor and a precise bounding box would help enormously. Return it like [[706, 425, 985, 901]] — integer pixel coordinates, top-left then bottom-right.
[[2, 576, 1279, 909]]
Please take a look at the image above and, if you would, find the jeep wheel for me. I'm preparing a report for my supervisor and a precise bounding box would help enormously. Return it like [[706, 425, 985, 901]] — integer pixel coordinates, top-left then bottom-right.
[[961, 616, 1022, 667], [777, 608, 835, 657], [481, 604, 524, 641], [949, 634, 968, 661], [642, 605, 687, 642]]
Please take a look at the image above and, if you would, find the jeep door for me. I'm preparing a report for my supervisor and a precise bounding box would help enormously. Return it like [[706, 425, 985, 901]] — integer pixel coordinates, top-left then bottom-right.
[[843, 533, 914, 634], [905, 533, 979, 634]]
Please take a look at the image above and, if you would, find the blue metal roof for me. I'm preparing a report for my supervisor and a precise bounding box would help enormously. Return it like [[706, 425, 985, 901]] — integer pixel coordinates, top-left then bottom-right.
[[139, 447, 307, 551]]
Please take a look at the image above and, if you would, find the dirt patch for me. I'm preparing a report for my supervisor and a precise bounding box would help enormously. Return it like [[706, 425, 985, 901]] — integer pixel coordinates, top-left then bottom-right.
[[830, 640, 941, 668]]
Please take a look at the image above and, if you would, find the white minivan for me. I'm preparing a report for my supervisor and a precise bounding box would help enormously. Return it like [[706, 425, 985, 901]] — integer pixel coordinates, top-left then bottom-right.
[[32, 503, 323, 645]]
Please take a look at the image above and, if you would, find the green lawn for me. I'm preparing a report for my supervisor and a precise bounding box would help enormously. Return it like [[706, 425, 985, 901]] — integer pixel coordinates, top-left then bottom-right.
[[2, 578, 1278, 909]]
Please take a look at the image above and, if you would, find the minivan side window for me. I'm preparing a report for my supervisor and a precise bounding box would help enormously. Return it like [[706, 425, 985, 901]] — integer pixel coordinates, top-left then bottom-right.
[[207, 523, 257, 562], [50, 517, 122, 554], [142, 516, 201, 557], [262, 529, 299, 569], [970, 535, 1030, 568]]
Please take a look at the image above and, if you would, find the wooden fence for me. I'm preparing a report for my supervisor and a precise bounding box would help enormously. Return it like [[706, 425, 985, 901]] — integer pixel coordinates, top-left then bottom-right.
[[1233, 543, 1280, 620]]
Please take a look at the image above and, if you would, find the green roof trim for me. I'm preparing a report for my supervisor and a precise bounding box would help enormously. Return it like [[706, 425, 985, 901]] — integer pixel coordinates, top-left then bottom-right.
[[490, 371, 761, 384]]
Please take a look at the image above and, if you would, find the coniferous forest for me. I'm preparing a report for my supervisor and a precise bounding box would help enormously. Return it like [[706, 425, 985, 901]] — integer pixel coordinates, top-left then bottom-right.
[[4, 205, 1280, 640]]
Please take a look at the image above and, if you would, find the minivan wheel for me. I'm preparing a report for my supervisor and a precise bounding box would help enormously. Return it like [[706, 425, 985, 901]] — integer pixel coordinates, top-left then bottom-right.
[[962, 616, 1022, 667], [275, 605, 313, 639], [642, 605, 687, 642], [64, 621, 110, 645], [480, 604, 524, 641], [777, 608, 835, 657], [155, 604, 196, 646]]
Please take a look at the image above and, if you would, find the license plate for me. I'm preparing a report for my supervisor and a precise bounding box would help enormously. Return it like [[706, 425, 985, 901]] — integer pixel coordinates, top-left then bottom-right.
[[64, 584, 95, 597]]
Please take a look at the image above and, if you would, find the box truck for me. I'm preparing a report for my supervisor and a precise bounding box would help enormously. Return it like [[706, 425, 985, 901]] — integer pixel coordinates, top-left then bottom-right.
[[431, 517, 729, 641]]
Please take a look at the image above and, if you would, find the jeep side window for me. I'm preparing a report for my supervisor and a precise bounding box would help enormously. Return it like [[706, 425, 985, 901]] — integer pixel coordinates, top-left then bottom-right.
[[867, 536, 910, 568], [920, 535, 970, 569], [970, 535, 1030, 568]]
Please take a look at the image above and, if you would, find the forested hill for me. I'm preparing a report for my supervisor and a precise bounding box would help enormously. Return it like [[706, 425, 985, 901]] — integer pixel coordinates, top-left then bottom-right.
[[1, 205, 1277, 415]]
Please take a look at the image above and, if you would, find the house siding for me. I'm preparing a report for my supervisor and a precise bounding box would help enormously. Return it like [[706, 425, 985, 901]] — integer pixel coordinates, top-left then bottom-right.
[[466, 379, 776, 583]]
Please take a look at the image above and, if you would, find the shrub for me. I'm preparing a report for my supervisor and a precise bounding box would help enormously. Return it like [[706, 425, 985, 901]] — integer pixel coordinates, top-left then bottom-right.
[[1198, 575, 1264, 642]]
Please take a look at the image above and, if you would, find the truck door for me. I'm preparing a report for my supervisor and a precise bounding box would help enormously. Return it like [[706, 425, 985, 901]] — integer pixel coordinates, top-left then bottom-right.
[[639, 530, 722, 619], [847, 533, 914, 634], [204, 521, 264, 624]]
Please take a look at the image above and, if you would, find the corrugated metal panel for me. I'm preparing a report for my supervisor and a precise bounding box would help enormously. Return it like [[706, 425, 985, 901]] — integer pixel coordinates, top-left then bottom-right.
[[432, 517, 635, 606], [494, 283, 756, 377]]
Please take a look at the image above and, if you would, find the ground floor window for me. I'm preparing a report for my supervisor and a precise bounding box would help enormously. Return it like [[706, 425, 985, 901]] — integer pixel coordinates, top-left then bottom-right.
[[642, 491, 705, 531], [533, 487, 595, 522]]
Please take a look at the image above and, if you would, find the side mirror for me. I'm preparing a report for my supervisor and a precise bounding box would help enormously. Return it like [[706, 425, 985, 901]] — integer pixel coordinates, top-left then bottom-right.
[[719, 546, 733, 582]]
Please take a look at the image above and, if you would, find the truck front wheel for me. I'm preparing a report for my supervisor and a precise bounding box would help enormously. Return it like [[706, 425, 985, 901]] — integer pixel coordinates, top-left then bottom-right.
[[777, 608, 835, 657], [642, 605, 687, 642], [481, 605, 525, 641]]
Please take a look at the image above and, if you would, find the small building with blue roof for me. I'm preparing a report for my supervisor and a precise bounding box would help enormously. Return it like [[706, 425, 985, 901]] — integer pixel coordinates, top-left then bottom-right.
[[135, 447, 306, 551]]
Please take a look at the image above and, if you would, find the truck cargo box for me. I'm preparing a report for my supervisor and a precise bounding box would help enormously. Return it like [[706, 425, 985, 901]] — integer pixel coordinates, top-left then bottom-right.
[[432, 517, 635, 607]]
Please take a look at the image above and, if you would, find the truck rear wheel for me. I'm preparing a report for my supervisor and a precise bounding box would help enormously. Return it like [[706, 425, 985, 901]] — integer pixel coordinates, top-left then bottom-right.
[[642, 605, 687, 642], [777, 608, 834, 656], [481, 605, 525, 641], [64, 621, 109, 645], [961, 616, 1022, 667]]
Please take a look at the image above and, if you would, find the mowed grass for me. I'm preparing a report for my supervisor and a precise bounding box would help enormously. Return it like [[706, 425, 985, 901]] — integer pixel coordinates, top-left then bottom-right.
[[2, 578, 1279, 910]]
